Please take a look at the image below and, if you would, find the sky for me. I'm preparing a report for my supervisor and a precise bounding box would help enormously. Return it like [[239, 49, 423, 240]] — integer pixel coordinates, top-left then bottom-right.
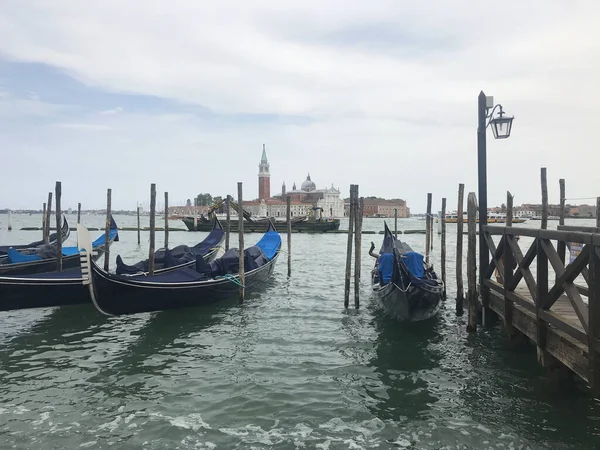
[[1, 1, 599, 213]]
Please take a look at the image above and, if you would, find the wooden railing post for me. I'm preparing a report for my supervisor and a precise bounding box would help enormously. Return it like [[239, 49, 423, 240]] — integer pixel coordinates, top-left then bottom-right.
[[589, 241, 600, 394], [504, 191, 515, 335], [558, 178, 566, 267], [536, 234, 553, 367], [467, 192, 478, 332]]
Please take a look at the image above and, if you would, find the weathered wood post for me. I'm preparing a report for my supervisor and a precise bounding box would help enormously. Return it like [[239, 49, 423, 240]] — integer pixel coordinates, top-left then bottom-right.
[[456, 183, 465, 313], [42, 203, 47, 238], [467, 192, 478, 332], [425, 193, 432, 265], [77, 202, 81, 224], [148, 184, 156, 275], [286, 195, 291, 276], [588, 234, 600, 394], [225, 195, 231, 251], [596, 197, 600, 230], [441, 197, 447, 300], [344, 185, 356, 308], [536, 168, 551, 366], [504, 191, 515, 335], [104, 188, 112, 271], [45, 192, 53, 243], [541, 168, 548, 230], [55, 181, 63, 272], [394, 208, 398, 238], [137, 206, 141, 245], [354, 194, 364, 309], [164, 192, 169, 249], [237, 182, 245, 303], [558, 179, 566, 265], [7, 210, 12, 231], [193, 197, 198, 232]]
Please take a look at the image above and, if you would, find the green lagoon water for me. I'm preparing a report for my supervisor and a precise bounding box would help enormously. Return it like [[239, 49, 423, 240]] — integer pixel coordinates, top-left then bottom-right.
[[0, 214, 599, 449]]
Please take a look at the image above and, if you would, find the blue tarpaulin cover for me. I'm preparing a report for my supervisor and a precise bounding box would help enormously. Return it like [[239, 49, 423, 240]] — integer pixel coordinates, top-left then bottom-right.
[[402, 251, 425, 278], [255, 228, 281, 260], [7, 248, 42, 263], [378, 253, 394, 285]]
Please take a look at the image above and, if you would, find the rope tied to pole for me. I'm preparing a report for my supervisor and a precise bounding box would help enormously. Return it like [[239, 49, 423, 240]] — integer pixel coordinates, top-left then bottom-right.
[[216, 273, 246, 288]]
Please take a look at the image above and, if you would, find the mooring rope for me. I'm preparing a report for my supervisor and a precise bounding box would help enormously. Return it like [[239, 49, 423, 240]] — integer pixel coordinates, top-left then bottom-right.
[[216, 273, 245, 288]]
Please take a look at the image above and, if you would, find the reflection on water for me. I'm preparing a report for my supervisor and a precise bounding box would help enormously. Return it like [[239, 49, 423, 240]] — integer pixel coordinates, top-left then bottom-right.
[[0, 214, 599, 448]]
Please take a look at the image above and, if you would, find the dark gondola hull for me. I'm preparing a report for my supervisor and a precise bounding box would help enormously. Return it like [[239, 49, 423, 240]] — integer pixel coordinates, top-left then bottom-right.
[[0, 273, 88, 311], [0, 248, 221, 312], [372, 279, 442, 321], [182, 217, 340, 233], [89, 253, 279, 316]]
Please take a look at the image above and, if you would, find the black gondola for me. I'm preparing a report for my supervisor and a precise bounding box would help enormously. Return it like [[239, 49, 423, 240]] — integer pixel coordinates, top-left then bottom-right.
[[114, 218, 224, 275], [370, 222, 444, 321], [0, 219, 223, 312], [0, 216, 118, 276], [0, 215, 71, 261], [78, 220, 281, 316]]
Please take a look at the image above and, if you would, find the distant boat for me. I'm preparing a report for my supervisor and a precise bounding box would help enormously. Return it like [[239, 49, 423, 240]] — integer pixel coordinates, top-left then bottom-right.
[[182, 215, 340, 233], [370, 222, 444, 321]]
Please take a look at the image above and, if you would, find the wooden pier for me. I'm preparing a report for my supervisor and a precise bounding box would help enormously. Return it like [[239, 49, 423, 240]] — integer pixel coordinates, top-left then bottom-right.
[[480, 224, 600, 393]]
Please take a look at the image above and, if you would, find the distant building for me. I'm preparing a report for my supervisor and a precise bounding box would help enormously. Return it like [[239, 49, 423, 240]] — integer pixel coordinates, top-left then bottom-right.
[[344, 198, 410, 218], [244, 148, 345, 218]]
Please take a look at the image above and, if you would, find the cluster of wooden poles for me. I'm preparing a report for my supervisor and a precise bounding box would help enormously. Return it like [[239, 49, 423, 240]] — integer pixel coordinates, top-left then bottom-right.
[[34, 181, 296, 305]]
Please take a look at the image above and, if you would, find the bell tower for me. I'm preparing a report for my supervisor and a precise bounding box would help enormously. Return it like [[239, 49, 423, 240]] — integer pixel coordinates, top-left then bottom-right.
[[258, 144, 270, 201]]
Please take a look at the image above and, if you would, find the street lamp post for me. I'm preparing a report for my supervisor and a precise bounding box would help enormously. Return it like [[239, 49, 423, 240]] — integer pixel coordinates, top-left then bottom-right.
[[477, 90, 514, 325]]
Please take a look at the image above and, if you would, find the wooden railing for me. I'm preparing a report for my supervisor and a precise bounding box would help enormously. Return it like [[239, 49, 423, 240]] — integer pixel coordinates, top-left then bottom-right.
[[481, 225, 600, 392]]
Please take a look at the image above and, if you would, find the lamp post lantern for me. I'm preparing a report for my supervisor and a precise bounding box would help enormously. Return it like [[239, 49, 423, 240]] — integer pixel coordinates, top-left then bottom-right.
[[477, 90, 514, 325]]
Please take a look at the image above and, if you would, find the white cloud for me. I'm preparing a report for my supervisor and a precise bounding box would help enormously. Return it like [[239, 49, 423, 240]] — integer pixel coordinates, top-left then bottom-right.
[[0, 0, 599, 210]]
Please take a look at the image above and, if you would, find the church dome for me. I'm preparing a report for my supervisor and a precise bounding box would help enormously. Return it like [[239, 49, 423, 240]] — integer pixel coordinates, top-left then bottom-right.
[[301, 174, 316, 192]]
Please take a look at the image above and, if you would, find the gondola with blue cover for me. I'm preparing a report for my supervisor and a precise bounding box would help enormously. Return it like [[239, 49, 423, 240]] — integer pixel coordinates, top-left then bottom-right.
[[79, 220, 281, 316], [0, 216, 118, 276], [0, 215, 71, 263], [115, 218, 224, 275], [371, 222, 443, 321], [0, 219, 223, 312]]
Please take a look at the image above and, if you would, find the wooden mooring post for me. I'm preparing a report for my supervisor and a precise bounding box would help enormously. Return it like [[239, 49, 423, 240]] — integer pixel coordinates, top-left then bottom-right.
[[137, 205, 141, 245], [394, 208, 398, 238], [354, 193, 364, 309], [7, 210, 12, 231], [441, 197, 446, 300], [344, 184, 356, 308], [55, 181, 63, 272], [164, 192, 169, 249], [77, 202, 81, 224], [42, 203, 47, 239], [596, 197, 600, 229], [104, 188, 112, 272], [467, 192, 478, 332], [148, 184, 156, 275], [286, 195, 291, 276], [45, 192, 53, 243], [237, 182, 245, 304], [225, 195, 231, 251], [425, 193, 432, 265], [456, 183, 465, 313]]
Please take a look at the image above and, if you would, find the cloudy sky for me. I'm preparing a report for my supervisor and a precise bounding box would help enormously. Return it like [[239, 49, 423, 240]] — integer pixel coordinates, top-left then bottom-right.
[[1, 1, 599, 212]]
